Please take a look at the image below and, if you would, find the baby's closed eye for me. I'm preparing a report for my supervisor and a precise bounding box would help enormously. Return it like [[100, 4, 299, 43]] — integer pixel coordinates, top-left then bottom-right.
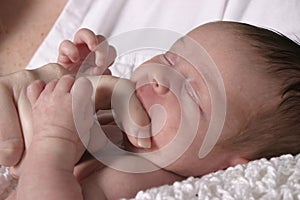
[[185, 79, 201, 105]]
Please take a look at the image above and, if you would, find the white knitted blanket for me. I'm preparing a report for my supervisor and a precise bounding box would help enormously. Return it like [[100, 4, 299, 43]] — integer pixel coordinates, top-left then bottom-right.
[[1, 154, 299, 199], [132, 154, 300, 200]]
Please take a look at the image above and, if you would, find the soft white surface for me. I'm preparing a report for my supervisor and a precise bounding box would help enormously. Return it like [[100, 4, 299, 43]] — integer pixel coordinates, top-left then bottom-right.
[[26, 0, 300, 70], [0, 167, 17, 199], [133, 154, 300, 200], [1, 154, 299, 199]]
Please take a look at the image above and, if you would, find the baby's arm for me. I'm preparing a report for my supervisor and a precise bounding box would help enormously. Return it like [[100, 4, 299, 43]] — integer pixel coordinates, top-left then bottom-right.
[[16, 75, 95, 200], [77, 156, 183, 200]]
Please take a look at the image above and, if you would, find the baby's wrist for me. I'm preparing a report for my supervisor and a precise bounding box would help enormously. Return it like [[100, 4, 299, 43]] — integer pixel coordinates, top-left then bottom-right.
[[27, 136, 80, 171]]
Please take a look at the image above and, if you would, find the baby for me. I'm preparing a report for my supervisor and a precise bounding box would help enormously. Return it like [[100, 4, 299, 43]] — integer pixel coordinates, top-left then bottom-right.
[[1, 21, 300, 199]]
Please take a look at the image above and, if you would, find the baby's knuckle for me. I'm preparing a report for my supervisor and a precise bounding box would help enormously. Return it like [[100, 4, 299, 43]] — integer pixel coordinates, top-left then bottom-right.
[[13, 70, 38, 85], [36, 63, 71, 82], [51, 63, 70, 76]]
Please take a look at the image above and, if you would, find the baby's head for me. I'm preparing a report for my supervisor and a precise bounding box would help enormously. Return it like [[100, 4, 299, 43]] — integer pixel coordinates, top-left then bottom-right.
[[130, 21, 300, 177], [214, 22, 300, 159]]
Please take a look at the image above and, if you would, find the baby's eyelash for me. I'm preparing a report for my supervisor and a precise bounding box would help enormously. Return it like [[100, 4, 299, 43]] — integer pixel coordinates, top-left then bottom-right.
[[162, 54, 173, 66], [184, 79, 200, 104], [163, 52, 178, 66]]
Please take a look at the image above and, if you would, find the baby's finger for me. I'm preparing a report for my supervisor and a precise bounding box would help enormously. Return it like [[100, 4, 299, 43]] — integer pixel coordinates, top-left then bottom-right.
[[43, 79, 58, 93], [91, 45, 116, 76], [71, 77, 94, 144], [0, 86, 24, 166], [74, 28, 100, 50], [55, 75, 75, 93], [71, 77, 93, 104], [94, 45, 116, 71], [26, 80, 46, 106], [58, 40, 80, 63]]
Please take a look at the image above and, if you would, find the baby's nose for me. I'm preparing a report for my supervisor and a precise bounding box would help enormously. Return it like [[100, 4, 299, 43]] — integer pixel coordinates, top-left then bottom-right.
[[151, 78, 169, 95]]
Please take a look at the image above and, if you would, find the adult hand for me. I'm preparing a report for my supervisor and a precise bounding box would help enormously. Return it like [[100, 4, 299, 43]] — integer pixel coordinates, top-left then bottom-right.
[[0, 64, 69, 168], [0, 29, 116, 174]]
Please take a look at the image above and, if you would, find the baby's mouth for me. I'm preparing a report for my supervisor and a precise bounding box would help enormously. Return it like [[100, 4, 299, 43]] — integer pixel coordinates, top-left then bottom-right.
[[131, 88, 153, 149], [134, 86, 169, 149]]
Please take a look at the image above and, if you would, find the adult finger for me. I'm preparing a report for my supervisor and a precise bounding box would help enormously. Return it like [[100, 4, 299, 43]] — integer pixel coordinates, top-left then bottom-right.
[[0, 85, 24, 166], [121, 94, 152, 149], [91, 76, 151, 148], [110, 79, 151, 148]]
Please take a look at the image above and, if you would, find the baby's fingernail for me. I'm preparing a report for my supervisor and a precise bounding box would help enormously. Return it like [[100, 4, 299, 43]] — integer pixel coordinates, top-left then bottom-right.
[[137, 137, 151, 149], [95, 51, 104, 66]]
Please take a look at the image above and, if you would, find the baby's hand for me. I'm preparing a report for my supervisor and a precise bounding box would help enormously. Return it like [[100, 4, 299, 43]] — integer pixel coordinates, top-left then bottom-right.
[[27, 75, 94, 165], [14, 76, 94, 200], [58, 28, 116, 75]]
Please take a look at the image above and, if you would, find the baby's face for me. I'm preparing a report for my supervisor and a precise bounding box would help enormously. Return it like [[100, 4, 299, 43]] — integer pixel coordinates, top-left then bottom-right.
[[131, 22, 280, 176]]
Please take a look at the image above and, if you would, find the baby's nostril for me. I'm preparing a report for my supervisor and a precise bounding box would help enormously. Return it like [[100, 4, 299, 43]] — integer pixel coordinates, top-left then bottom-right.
[[152, 79, 159, 88], [152, 78, 169, 95]]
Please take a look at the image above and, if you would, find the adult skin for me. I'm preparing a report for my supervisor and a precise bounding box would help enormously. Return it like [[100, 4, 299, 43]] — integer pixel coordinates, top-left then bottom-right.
[[0, 0, 67, 75]]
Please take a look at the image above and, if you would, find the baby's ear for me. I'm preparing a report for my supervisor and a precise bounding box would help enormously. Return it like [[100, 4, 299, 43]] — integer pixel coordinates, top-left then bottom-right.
[[229, 157, 249, 167]]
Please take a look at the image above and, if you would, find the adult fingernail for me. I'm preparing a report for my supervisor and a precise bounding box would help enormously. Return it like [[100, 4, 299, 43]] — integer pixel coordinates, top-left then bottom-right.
[[137, 137, 151, 149]]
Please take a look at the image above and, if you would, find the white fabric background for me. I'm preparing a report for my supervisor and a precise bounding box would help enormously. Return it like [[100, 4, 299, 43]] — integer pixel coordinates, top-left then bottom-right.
[[26, 0, 300, 70]]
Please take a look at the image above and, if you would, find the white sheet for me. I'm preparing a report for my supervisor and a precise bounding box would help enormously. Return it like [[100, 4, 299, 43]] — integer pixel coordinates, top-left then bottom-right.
[[134, 154, 300, 199], [26, 0, 300, 70]]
